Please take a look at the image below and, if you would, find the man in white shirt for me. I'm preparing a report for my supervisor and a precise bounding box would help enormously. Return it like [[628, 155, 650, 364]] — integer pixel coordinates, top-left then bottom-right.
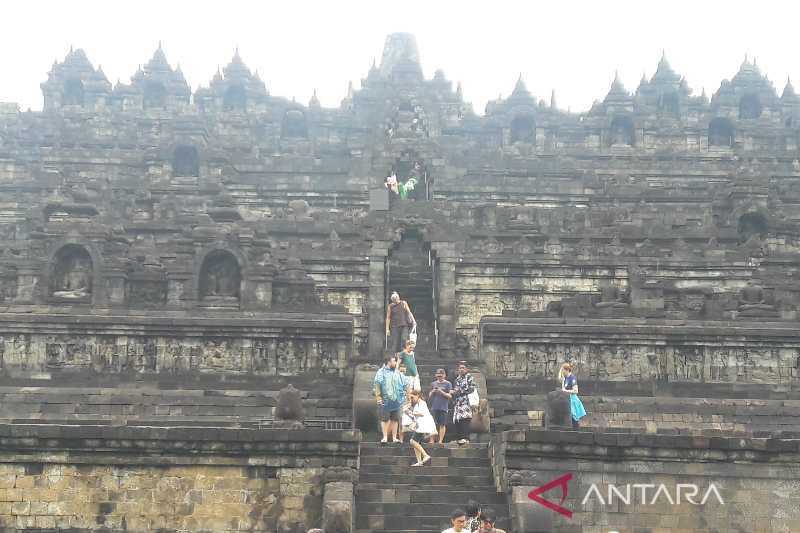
[[442, 508, 467, 533]]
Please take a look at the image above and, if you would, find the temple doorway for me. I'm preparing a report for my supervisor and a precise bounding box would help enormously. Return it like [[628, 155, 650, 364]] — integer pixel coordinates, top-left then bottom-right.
[[392, 152, 431, 202], [386, 230, 437, 352]]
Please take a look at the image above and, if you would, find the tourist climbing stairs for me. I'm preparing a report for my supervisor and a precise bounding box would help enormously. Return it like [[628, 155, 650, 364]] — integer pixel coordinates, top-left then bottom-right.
[[355, 441, 508, 532], [387, 232, 437, 352]]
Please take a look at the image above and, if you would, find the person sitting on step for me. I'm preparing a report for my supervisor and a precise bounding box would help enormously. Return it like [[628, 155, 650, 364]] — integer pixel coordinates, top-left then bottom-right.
[[402, 389, 436, 466], [442, 508, 468, 533]]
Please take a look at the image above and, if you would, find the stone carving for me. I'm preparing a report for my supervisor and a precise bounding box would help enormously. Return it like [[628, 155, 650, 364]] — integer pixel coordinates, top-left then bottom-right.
[[50, 245, 92, 300], [0, 265, 17, 302], [482, 237, 503, 254], [288, 199, 312, 221], [277, 339, 309, 375], [128, 338, 157, 372], [272, 258, 320, 308], [594, 286, 629, 309], [672, 347, 704, 381], [709, 348, 730, 381], [545, 390, 572, 428], [253, 339, 275, 372], [45, 337, 92, 368], [735, 349, 756, 381], [738, 283, 777, 317], [276, 383, 304, 423]]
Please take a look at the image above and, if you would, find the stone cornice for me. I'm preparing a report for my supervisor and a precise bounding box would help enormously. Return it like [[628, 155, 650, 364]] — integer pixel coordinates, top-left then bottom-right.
[[501, 429, 800, 463], [480, 316, 800, 342], [0, 311, 353, 338], [0, 423, 361, 467]]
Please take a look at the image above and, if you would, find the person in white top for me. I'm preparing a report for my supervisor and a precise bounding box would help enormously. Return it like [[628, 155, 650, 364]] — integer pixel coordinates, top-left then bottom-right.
[[442, 508, 467, 533], [402, 389, 436, 466]]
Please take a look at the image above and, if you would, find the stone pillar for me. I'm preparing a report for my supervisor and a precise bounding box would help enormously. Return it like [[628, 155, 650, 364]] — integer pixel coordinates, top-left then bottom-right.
[[511, 485, 553, 533], [247, 267, 274, 310], [367, 244, 389, 358], [437, 258, 457, 358], [104, 267, 128, 306], [166, 270, 193, 308], [322, 481, 353, 533], [13, 264, 39, 304]]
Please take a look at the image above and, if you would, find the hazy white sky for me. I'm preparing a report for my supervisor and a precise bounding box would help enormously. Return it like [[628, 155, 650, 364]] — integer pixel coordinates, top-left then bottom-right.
[[2, 1, 799, 114]]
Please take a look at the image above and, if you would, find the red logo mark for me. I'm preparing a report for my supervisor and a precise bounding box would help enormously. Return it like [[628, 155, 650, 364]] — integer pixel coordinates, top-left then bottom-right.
[[528, 473, 573, 518]]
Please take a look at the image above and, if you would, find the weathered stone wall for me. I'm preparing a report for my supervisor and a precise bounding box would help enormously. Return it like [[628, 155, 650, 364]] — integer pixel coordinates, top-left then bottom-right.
[[481, 317, 800, 383], [0, 312, 353, 377], [488, 377, 800, 436], [0, 375, 353, 424], [0, 424, 359, 532], [0, 463, 314, 531], [497, 429, 800, 533]]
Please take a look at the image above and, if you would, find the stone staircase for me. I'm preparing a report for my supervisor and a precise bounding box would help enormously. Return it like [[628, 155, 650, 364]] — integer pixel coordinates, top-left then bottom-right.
[[387, 232, 437, 352], [355, 441, 508, 532]]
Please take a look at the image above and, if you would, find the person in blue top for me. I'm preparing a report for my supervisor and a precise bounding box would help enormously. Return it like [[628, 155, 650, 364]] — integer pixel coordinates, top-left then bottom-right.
[[374, 354, 406, 443], [428, 368, 452, 444], [559, 363, 586, 429]]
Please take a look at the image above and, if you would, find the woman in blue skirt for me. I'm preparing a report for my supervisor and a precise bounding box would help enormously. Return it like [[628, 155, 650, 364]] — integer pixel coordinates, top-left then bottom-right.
[[559, 363, 586, 429]]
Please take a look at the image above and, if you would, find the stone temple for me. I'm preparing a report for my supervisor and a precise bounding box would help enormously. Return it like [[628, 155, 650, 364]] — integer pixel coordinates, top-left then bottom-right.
[[0, 32, 798, 532]]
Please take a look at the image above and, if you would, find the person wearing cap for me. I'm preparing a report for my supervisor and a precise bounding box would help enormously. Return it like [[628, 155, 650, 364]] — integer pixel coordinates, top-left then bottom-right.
[[386, 291, 416, 353]]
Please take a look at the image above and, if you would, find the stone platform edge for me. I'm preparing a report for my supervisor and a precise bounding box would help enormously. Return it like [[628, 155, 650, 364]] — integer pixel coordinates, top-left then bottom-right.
[[0, 423, 361, 467], [0, 311, 354, 334], [499, 428, 800, 460]]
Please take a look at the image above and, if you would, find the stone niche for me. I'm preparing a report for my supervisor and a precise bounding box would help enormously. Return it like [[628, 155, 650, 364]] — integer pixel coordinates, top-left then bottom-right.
[[198, 249, 241, 307], [49, 244, 94, 303]]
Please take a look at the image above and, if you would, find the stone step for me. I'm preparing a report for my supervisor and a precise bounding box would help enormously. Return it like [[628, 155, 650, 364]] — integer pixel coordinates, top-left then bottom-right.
[[357, 513, 511, 533], [355, 436, 507, 533], [356, 502, 500, 518], [360, 442, 487, 458], [358, 472, 494, 485], [360, 455, 485, 468], [356, 529, 439, 533], [357, 489, 506, 505], [360, 465, 492, 478], [356, 482, 499, 493], [356, 514, 448, 532]]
